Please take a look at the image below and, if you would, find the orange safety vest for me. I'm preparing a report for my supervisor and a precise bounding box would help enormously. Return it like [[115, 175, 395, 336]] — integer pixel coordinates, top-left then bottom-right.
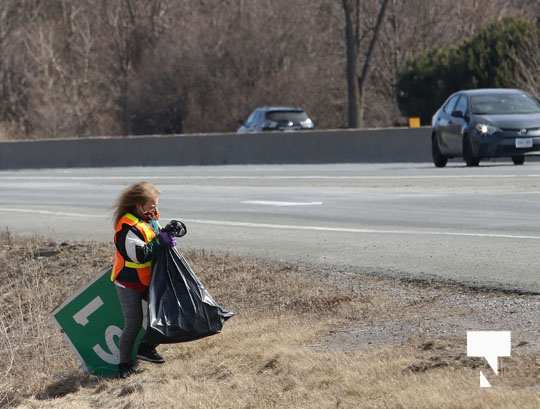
[[111, 213, 157, 286]]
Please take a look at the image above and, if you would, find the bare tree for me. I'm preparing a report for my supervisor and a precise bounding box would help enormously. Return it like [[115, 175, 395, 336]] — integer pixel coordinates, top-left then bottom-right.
[[97, 0, 169, 135], [357, 0, 389, 126], [165, 0, 343, 133], [0, 0, 40, 138], [513, 30, 540, 97], [342, 0, 359, 128], [22, 1, 117, 137], [341, 0, 389, 128]]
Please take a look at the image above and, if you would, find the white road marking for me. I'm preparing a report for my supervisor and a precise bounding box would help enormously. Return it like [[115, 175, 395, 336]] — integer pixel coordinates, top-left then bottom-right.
[[182, 218, 540, 240], [3, 174, 540, 180], [1, 206, 540, 240], [241, 200, 323, 206], [0, 207, 105, 218]]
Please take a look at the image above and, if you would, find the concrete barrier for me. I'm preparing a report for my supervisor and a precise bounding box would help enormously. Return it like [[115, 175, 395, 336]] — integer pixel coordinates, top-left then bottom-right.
[[0, 127, 432, 169]]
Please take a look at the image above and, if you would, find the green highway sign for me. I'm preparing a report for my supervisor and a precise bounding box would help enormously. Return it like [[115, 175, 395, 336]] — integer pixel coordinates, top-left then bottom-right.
[[52, 268, 143, 377]]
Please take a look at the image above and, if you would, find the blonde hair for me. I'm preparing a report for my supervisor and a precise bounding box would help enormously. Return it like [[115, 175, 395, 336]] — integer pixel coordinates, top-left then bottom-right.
[[113, 181, 160, 225]]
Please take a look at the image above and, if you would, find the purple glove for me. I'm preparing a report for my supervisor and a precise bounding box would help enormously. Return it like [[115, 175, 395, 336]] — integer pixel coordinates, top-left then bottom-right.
[[158, 231, 176, 247]]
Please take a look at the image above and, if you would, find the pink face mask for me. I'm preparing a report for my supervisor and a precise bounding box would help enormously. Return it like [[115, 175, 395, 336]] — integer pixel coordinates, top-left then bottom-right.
[[142, 208, 160, 222]]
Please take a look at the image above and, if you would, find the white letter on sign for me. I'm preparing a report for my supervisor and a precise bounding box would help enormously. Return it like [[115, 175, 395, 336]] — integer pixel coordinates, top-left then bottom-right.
[[93, 325, 122, 365], [467, 331, 511, 388], [73, 297, 104, 326]]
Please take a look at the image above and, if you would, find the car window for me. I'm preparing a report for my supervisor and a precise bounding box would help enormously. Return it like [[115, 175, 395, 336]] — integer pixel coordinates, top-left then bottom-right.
[[245, 110, 258, 126], [266, 111, 308, 122], [254, 111, 264, 125], [443, 96, 459, 114], [454, 95, 468, 115], [471, 93, 540, 115]]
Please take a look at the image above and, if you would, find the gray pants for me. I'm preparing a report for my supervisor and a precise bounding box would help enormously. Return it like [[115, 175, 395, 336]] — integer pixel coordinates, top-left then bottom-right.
[[116, 285, 155, 364]]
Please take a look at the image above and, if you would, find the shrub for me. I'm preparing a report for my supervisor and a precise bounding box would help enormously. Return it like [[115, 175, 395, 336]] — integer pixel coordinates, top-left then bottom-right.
[[397, 18, 537, 124]]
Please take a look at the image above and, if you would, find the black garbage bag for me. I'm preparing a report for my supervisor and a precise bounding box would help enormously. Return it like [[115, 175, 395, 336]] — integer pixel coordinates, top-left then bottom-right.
[[146, 245, 234, 344]]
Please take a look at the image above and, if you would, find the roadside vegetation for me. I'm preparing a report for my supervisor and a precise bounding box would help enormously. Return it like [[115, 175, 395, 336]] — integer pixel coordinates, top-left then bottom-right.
[[1, 231, 539, 408], [398, 18, 540, 124], [0, 0, 538, 139]]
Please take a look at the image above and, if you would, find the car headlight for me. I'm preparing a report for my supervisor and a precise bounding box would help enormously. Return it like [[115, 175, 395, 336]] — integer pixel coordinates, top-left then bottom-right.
[[300, 118, 314, 128], [475, 123, 500, 135]]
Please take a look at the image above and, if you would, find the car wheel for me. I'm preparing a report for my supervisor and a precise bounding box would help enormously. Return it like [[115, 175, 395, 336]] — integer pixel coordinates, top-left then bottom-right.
[[463, 135, 480, 167], [431, 134, 448, 168], [512, 155, 525, 165]]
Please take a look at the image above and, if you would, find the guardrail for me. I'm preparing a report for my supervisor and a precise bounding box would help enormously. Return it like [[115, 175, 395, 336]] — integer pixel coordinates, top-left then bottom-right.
[[0, 127, 432, 169]]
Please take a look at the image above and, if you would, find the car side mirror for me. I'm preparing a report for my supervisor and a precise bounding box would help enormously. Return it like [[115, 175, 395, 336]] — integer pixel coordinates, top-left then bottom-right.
[[451, 110, 464, 118]]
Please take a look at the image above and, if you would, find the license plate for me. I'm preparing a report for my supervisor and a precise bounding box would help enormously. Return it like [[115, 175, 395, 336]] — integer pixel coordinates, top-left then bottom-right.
[[515, 138, 533, 148]]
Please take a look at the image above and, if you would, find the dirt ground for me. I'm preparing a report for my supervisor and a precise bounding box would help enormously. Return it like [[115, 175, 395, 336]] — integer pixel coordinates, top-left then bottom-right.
[[1, 231, 539, 408]]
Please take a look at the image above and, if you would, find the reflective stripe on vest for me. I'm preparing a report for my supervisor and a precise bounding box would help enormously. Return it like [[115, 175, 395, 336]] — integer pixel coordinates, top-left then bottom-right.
[[124, 260, 151, 269], [111, 213, 156, 285]]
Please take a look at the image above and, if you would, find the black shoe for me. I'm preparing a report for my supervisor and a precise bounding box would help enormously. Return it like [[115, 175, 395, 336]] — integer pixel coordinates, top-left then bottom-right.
[[137, 348, 165, 364], [118, 362, 143, 379]]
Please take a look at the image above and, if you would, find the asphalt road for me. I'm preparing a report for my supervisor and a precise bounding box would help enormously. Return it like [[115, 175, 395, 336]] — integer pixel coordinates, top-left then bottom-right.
[[1, 162, 540, 291]]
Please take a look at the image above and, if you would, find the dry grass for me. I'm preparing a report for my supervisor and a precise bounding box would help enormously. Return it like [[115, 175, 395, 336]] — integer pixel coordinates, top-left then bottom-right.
[[1, 230, 539, 409], [0, 230, 113, 406]]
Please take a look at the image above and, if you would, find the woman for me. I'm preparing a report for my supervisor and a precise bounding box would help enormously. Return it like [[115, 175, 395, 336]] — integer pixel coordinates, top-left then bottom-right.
[[111, 181, 176, 378]]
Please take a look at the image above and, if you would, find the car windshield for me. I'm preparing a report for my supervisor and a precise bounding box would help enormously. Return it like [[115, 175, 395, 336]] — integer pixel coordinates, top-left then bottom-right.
[[266, 111, 308, 122], [471, 93, 540, 115]]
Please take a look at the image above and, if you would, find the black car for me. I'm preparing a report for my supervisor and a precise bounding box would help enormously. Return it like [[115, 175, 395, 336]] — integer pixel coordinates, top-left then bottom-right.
[[237, 106, 315, 133], [431, 88, 540, 167]]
